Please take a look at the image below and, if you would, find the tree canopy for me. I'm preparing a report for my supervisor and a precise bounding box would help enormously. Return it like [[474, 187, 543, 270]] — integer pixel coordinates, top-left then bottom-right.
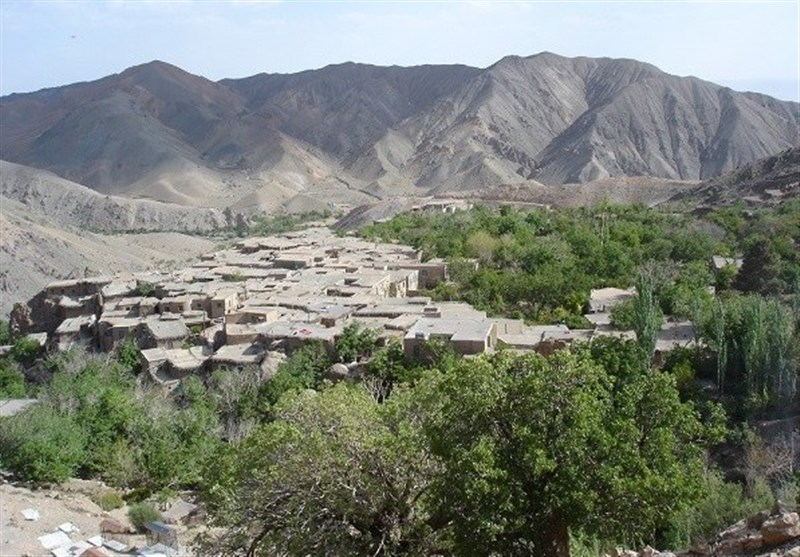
[[200, 343, 720, 557]]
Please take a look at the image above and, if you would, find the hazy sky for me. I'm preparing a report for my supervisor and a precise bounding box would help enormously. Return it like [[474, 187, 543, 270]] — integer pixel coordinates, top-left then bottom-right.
[[1, 1, 798, 101]]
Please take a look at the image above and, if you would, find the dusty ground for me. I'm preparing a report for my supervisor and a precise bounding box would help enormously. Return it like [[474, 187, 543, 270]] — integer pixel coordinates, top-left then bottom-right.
[[0, 480, 199, 556], [1, 481, 130, 556]]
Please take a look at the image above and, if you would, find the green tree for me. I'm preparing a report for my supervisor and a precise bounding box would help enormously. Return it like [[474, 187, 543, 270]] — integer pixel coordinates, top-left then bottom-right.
[[632, 270, 662, 362], [736, 236, 782, 294], [257, 341, 330, 408], [199, 384, 440, 556], [334, 323, 379, 363], [421, 349, 714, 557], [0, 319, 11, 345]]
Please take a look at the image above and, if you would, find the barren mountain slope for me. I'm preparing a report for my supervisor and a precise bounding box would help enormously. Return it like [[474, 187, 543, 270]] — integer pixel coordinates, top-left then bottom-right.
[[669, 146, 800, 206], [1, 54, 797, 201], [0, 160, 228, 231], [222, 62, 482, 160], [361, 53, 799, 188], [0, 198, 215, 317]]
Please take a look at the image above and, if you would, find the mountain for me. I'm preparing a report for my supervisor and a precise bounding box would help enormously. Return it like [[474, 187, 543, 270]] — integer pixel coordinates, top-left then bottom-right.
[[0, 160, 228, 232], [1, 54, 797, 208], [669, 146, 800, 207]]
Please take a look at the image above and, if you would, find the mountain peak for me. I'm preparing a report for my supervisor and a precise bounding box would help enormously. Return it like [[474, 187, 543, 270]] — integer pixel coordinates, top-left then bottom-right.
[[0, 53, 797, 200]]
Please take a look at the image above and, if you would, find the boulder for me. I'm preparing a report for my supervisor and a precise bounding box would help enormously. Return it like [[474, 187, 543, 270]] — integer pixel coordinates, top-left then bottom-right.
[[689, 540, 712, 555], [324, 363, 350, 381], [760, 512, 800, 546]]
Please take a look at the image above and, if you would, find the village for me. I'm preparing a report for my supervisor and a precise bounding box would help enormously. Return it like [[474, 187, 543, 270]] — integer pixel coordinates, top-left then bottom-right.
[[8, 226, 701, 388]]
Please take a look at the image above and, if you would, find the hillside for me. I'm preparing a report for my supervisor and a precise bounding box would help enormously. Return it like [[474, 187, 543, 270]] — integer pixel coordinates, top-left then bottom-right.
[[0, 160, 229, 232], [1, 54, 797, 206], [0, 194, 215, 317], [670, 146, 800, 206]]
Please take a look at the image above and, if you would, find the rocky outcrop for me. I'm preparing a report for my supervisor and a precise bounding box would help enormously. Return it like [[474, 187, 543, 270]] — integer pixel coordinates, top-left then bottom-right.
[[604, 503, 800, 557]]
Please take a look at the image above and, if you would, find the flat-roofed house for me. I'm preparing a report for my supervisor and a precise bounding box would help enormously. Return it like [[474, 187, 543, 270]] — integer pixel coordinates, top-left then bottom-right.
[[140, 315, 190, 350], [45, 276, 113, 298], [210, 291, 240, 319], [211, 343, 265, 370], [97, 315, 141, 351], [404, 317, 497, 359], [53, 314, 96, 351]]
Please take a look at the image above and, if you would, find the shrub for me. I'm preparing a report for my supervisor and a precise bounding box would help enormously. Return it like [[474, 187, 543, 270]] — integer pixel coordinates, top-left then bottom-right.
[[0, 405, 87, 483], [135, 282, 155, 297], [10, 337, 42, 366], [0, 319, 11, 345], [0, 360, 26, 397], [662, 469, 774, 548], [94, 490, 125, 511], [128, 502, 163, 531]]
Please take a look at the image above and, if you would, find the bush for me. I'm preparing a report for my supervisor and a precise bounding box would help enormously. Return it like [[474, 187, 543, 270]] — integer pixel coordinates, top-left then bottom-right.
[[10, 337, 42, 366], [0, 405, 87, 483], [662, 469, 774, 548], [0, 320, 11, 345], [0, 360, 26, 397], [94, 490, 125, 511], [128, 502, 163, 531]]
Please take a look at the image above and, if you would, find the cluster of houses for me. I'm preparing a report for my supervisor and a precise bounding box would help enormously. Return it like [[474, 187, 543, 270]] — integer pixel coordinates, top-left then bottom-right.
[[13, 227, 698, 386]]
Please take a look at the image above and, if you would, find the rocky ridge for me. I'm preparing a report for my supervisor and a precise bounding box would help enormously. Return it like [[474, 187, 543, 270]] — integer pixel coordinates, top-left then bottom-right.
[[1, 54, 796, 209]]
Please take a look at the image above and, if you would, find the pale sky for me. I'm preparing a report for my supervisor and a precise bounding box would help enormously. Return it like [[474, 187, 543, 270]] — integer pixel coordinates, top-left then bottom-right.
[[1, 1, 798, 101]]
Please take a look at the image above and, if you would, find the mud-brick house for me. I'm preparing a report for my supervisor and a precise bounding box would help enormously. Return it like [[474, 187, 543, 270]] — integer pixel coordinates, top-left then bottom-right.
[[159, 295, 193, 314], [404, 317, 497, 359], [261, 321, 340, 354], [587, 287, 635, 314], [224, 322, 264, 345], [274, 251, 315, 270], [387, 269, 419, 298], [209, 291, 240, 319], [141, 346, 209, 385], [53, 314, 96, 351], [45, 276, 113, 298], [389, 261, 448, 289], [347, 270, 392, 298], [57, 295, 97, 320], [97, 314, 141, 352], [210, 343, 265, 371], [139, 314, 190, 350]]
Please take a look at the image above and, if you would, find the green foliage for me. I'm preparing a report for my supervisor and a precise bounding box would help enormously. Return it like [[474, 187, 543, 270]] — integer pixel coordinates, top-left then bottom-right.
[[662, 470, 773, 548], [0, 319, 11, 345], [333, 322, 379, 363], [0, 349, 226, 495], [610, 298, 636, 330], [115, 337, 140, 372], [0, 404, 87, 483], [199, 384, 440, 556], [699, 294, 798, 417], [258, 341, 331, 408], [420, 349, 712, 556], [10, 336, 42, 366], [0, 360, 27, 397], [135, 282, 155, 297], [631, 270, 663, 361], [128, 502, 163, 532], [246, 210, 332, 237], [361, 204, 729, 325], [94, 490, 125, 511]]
